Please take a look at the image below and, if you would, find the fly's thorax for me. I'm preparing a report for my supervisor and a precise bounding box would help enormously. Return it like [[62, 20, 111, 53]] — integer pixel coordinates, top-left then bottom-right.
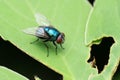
[[44, 27, 59, 36], [56, 33, 65, 44], [44, 27, 60, 41]]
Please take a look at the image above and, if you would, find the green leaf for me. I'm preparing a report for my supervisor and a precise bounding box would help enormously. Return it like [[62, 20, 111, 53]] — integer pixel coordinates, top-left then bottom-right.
[[0, 0, 90, 80], [0, 66, 28, 80], [0, 0, 119, 80], [85, 0, 120, 80]]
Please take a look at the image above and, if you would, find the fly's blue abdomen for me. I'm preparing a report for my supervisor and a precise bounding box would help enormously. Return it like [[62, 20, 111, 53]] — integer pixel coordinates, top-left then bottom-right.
[[44, 27, 60, 41]]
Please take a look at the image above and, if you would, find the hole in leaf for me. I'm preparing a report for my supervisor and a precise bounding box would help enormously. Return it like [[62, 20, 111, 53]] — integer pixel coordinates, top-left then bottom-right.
[[0, 38, 62, 80], [87, 0, 95, 6], [87, 37, 115, 73]]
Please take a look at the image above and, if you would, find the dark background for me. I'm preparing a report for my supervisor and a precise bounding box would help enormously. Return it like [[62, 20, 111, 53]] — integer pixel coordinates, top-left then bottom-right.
[[0, 38, 62, 80]]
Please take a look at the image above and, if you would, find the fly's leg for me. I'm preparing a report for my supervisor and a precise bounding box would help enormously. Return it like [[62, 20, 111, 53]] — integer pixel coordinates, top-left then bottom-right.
[[43, 39, 50, 57], [60, 44, 64, 49], [53, 41, 57, 55], [43, 39, 49, 42], [30, 38, 39, 44], [44, 42, 49, 57]]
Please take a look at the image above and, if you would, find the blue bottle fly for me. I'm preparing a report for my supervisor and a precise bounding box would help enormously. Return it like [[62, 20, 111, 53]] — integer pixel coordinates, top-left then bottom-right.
[[23, 13, 65, 56]]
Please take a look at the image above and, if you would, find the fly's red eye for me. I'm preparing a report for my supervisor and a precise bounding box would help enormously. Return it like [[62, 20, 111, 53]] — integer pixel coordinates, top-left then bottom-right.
[[56, 33, 65, 44], [56, 36, 62, 44]]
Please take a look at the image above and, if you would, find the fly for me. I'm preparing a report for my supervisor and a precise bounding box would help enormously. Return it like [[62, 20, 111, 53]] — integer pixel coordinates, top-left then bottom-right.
[[23, 13, 65, 56]]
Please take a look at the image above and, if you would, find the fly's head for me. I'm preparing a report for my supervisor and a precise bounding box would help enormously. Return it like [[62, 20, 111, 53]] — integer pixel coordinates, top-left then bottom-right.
[[56, 33, 65, 44]]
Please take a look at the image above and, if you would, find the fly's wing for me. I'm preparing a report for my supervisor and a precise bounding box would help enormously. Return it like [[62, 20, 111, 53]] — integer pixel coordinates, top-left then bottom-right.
[[23, 27, 38, 36], [35, 27, 48, 38], [35, 13, 51, 26], [23, 27, 49, 38], [23, 13, 51, 38]]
